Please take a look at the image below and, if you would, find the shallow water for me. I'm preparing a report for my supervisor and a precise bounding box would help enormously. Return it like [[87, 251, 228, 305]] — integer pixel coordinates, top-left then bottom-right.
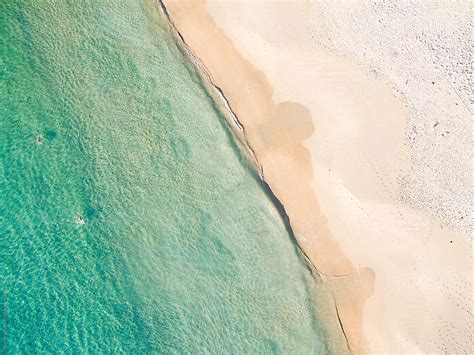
[[1, 0, 333, 352]]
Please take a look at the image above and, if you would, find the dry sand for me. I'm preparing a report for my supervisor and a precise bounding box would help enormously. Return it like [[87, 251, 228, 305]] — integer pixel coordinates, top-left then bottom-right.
[[159, 0, 473, 353]]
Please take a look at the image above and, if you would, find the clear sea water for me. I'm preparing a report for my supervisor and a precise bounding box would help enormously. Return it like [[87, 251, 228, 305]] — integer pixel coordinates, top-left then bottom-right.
[[1, 0, 337, 353]]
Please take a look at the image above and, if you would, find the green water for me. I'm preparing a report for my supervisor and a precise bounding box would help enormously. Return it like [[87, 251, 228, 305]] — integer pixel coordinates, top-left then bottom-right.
[[1, 0, 335, 353]]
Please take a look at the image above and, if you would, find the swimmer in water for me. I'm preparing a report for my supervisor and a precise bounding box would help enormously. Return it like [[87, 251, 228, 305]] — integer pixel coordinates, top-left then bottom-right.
[[36, 135, 43, 145], [75, 214, 85, 225]]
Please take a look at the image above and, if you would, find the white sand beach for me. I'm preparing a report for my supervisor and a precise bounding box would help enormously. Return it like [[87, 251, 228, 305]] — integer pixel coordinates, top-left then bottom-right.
[[160, 0, 473, 353]]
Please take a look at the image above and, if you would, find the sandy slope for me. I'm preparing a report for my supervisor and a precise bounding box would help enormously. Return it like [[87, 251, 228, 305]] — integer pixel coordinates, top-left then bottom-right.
[[160, 0, 473, 353]]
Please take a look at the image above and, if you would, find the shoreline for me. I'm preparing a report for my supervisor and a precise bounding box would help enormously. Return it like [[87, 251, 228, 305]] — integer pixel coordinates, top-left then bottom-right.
[[157, 0, 366, 352], [158, 0, 472, 354], [156, 3, 353, 351]]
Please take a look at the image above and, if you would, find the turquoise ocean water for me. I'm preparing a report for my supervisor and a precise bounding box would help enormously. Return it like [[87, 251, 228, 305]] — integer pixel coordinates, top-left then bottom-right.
[[1, 0, 337, 353]]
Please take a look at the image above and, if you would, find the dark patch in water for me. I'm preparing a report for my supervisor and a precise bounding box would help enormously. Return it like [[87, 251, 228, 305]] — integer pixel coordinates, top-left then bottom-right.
[[44, 129, 57, 140], [158, 97, 173, 117], [84, 206, 101, 220], [170, 137, 190, 160], [198, 211, 212, 234], [213, 239, 235, 262]]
